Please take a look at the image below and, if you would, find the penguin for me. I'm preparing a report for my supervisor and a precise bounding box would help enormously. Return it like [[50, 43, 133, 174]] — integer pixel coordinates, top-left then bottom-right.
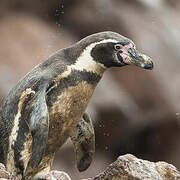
[[0, 31, 153, 179]]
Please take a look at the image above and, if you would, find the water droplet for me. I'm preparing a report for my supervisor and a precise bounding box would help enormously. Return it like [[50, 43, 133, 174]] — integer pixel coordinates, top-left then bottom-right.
[[176, 112, 179, 116]]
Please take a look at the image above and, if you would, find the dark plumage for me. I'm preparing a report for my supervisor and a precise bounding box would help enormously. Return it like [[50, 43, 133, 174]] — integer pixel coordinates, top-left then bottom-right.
[[0, 31, 153, 179]]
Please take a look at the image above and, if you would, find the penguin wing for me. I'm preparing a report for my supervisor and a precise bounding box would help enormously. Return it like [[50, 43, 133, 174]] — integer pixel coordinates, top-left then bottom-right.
[[70, 112, 95, 172], [28, 86, 49, 168]]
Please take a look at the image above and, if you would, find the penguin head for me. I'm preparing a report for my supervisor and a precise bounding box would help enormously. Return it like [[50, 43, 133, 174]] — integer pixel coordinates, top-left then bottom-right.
[[77, 31, 153, 70]]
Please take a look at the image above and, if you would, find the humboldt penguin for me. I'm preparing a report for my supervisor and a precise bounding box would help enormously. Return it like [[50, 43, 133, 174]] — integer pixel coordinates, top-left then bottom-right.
[[0, 31, 153, 179]]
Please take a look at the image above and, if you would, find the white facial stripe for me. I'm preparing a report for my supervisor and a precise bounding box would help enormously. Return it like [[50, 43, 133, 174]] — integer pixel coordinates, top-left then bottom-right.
[[71, 39, 118, 74], [55, 39, 119, 82]]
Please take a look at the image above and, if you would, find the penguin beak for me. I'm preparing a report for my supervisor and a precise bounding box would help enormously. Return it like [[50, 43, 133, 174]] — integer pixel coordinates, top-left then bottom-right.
[[119, 43, 153, 70], [127, 48, 153, 70]]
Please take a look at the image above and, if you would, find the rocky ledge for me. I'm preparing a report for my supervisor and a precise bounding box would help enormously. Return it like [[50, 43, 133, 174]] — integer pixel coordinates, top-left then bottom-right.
[[1, 154, 180, 180]]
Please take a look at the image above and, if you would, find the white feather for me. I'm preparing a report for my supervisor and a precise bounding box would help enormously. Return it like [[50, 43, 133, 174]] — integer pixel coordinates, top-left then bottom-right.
[[70, 39, 118, 75]]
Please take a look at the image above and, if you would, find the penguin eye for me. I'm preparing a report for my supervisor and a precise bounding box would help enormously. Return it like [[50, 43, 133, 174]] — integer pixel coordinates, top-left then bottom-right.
[[114, 44, 123, 51]]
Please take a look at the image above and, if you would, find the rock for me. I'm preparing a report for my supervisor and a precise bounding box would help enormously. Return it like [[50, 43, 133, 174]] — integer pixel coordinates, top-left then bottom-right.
[[1, 154, 180, 179], [0, 163, 10, 179], [46, 170, 71, 180], [85, 154, 180, 180], [0, 164, 72, 180]]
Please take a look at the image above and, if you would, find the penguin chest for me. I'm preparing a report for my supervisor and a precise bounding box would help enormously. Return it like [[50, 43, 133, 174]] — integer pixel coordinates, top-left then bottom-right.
[[46, 82, 95, 153]]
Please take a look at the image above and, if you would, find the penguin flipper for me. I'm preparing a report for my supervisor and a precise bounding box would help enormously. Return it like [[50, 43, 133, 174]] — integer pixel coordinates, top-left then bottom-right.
[[28, 89, 49, 168], [70, 112, 95, 172]]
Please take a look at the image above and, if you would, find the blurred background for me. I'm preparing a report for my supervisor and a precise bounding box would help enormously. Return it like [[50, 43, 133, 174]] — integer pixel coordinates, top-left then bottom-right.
[[0, 0, 180, 179]]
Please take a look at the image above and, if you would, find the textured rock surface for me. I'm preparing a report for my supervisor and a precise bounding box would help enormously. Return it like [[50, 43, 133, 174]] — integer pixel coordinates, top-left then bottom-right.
[[0, 164, 71, 180], [46, 170, 71, 180], [1, 154, 180, 180], [85, 154, 180, 180], [0, 163, 10, 179]]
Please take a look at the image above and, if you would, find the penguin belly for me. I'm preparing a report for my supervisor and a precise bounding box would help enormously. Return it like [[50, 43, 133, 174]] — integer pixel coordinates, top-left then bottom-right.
[[45, 81, 95, 154]]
